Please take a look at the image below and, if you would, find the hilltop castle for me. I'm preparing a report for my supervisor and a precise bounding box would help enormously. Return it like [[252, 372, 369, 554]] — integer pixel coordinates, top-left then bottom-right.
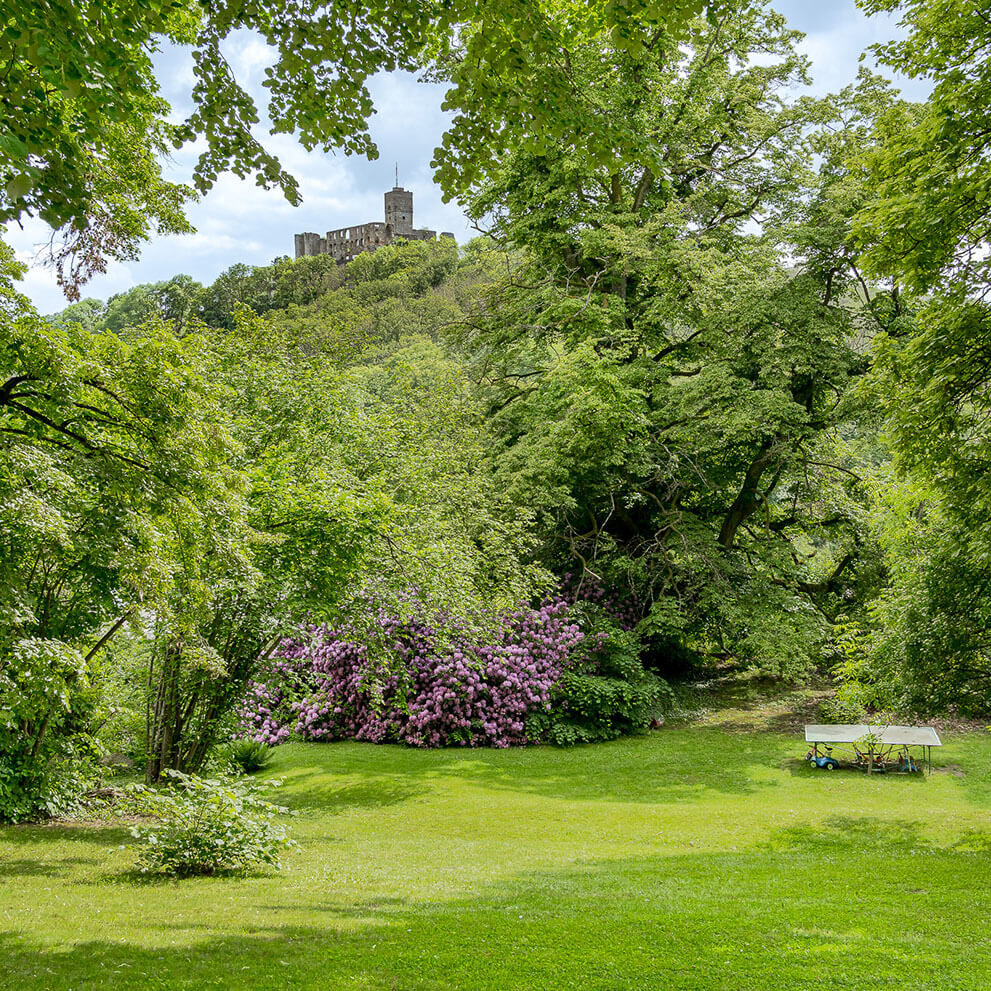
[[294, 186, 454, 263]]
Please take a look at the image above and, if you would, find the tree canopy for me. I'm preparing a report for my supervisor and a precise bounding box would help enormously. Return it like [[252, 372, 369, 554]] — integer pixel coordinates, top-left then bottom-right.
[[436, 7, 894, 675], [1, 0, 710, 295], [7, 0, 991, 819], [854, 0, 991, 297]]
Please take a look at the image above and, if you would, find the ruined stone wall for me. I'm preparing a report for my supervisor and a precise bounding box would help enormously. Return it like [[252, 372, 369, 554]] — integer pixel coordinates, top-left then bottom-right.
[[323, 221, 389, 262], [294, 187, 454, 261]]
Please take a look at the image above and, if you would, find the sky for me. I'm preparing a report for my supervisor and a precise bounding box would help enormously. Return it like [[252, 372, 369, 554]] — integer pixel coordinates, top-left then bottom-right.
[[6, 1, 927, 315]]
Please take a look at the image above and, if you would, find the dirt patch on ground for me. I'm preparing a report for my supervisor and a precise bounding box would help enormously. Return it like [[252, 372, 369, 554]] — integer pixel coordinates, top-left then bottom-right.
[[667, 674, 990, 737], [934, 764, 967, 778]]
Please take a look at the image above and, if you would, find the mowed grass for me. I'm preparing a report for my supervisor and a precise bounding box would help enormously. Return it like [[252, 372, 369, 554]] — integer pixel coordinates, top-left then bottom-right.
[[2, 727, 991, 990]]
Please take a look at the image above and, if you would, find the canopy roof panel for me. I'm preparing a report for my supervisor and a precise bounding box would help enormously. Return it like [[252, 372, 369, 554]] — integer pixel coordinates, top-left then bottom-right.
[[804, 724, 942, 747]]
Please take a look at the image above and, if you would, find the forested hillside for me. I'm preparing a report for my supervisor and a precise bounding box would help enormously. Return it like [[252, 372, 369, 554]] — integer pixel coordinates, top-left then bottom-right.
[[3, 0, 990, 822]]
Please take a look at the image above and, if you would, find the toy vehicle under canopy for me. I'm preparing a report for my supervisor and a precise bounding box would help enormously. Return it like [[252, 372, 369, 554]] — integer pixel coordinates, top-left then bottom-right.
[[804, 724, 941, 774]]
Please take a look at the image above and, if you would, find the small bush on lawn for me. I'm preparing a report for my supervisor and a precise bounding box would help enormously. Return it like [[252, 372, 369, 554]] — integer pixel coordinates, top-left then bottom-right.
[[126, 771, 296, 876], [223, 738, 275, 775]]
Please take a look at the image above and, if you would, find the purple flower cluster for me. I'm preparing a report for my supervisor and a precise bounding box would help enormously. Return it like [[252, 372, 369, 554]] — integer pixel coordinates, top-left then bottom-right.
[[239, 599, 584, 748]]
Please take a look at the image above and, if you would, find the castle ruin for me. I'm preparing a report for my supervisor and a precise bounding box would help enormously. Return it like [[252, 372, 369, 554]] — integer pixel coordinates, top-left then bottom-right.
[[294, 186, 454, 262]]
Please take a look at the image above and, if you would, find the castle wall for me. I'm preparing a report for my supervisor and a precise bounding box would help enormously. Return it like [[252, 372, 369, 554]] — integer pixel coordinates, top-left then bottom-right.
[[294, 187, 452, 261], [322, 221, 390, 261]]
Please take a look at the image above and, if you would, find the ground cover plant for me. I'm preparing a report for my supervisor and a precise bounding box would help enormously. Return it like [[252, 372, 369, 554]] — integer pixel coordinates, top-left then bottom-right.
[[2, 704, 990, 990]]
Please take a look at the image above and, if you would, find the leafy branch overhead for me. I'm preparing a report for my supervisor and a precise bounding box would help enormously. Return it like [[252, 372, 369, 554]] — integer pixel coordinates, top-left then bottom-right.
[[0, 0, 711, 295]]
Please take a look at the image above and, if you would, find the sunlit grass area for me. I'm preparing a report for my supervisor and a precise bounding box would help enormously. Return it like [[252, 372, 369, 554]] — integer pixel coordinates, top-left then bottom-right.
[[2, 728, 991, 990]]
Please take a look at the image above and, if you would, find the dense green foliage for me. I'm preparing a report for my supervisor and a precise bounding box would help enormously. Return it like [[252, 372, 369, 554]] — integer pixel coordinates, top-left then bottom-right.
[[6, 0, 991, 821], [1, 238, 241, 810], [441, 8, 890, 679], [837, 0, 991, 714], [137, 245, 547, 782], [3, 239, 549, 807], [529, 616, 672, 744]]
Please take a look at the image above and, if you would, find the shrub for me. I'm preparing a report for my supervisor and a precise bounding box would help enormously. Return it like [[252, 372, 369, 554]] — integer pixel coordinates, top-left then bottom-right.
[[223, 738, 275, 775], [819, 685, 869, 724], [240, 591, 673, 749], [0, 636, 104, 822], [126, 771, 296, 876], [240, 598, 585, 748], [527, 613, 673, 745], [0, 736, 102, 823]]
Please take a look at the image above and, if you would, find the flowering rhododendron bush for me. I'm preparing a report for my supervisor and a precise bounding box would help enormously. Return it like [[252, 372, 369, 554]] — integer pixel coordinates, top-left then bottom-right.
[[240, 598, 585, 748]]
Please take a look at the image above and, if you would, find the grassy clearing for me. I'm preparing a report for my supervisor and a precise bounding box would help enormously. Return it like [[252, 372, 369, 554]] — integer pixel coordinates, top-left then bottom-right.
[[2, 725, 991, 990]]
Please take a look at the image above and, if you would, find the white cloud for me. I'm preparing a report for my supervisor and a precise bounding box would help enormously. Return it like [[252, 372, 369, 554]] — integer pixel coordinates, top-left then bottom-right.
[[222, 31, 278, 87], [774, 0, 929, 100], [169, 231, 264, 255]]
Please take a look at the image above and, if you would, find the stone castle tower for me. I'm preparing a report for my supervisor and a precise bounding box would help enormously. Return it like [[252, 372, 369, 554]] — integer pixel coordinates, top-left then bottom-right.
[[384, 186, 414, 235], [294, 186, 453, 262]]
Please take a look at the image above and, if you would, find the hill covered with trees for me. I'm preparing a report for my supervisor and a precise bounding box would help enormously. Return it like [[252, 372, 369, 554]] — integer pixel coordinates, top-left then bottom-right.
[[3, 0, 991, 821]]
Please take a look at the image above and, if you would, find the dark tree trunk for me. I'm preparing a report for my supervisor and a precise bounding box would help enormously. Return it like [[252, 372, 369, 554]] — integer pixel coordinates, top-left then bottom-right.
[[718, 439, 781, 549]]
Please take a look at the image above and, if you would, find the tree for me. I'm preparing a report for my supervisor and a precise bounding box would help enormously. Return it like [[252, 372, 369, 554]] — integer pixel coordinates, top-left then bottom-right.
[[854, 0, 990, 297], [851, 469, 991, 716], [852, 2, 991, 527], [0, 239, 242, 812], [2, 1, 709, 294], [103, 275, 205, 335], [444, 6, 893, 675], [140, 305, 388, 780], [846, 1, 991, 714], [197, 256, 344, 330], [44, 297, 105, 333]]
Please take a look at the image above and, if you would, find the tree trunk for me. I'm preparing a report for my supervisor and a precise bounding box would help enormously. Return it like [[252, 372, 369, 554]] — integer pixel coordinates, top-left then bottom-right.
[[718, 439, 780, 548], [145, 639, 182, 783]]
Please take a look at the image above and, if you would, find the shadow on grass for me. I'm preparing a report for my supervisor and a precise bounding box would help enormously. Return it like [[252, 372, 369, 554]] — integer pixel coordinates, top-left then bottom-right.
[[105, 864, 288, 886], [782, 758, 932, 783], [2, 816, 991, 991], [0, 856, 99, 878], [0, 823, 132, 848], [951, 829, 991, 854], [267, 730, 796, 810], [667, 676, 827, 732], [275, 777, 427, 814], [0, 824, 130, 880]]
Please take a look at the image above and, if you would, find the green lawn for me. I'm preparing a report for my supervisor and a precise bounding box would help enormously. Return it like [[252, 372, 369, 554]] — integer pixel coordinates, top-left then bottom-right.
[[2, 727, 991, 990]]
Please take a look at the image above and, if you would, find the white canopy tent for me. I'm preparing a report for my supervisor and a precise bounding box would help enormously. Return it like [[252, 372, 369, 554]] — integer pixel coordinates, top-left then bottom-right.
[[804, 725, 941, 747], [804, 724, 941, 773]]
